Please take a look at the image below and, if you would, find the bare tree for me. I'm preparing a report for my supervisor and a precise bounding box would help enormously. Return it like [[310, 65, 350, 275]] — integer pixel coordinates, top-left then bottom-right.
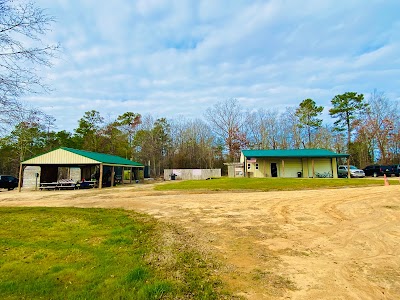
[[246, 108, 279, 149], [170, 118, 215, 168], [280, 107, 303, 149], [360, 90, 399, 164], [0, 0, 58, 129], [205, 98, 248, 161]]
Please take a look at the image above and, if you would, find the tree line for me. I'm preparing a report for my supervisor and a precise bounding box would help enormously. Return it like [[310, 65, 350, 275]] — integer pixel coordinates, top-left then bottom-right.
[[0, 91, 398, 177], [0, 1, 399, 177]]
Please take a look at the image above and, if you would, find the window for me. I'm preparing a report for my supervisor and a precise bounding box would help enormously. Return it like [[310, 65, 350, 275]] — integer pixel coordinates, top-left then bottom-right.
[[247, 163, 251, 170], [255, 163, 259, 170]]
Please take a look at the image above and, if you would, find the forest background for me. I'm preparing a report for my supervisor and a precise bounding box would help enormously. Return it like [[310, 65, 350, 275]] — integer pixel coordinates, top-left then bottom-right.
[[1, 93, 398, 178], [0, 1, 399, 177]]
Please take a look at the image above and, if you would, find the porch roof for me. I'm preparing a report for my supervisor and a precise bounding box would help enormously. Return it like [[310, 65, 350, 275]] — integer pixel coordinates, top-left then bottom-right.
[[242, 149, 349, 159]]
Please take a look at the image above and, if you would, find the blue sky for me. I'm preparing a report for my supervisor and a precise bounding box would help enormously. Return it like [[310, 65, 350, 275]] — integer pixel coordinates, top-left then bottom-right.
[[27, 0, 400, 131]]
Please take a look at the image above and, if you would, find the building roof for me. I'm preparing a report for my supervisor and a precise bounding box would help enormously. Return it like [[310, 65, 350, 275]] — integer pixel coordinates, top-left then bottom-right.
[[62, 148, 144, 166], [22, 147, 144, 167], [242, 149, 349, 158]]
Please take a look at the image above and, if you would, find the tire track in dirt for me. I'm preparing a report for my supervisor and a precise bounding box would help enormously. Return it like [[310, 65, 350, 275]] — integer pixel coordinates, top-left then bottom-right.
[[0, 185, 399, 299], [275, 189, 400, 300]]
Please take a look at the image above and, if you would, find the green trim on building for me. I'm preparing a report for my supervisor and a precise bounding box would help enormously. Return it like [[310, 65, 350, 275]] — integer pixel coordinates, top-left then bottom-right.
[[61, 147, 144, 166], [242, 149, 349, 158]]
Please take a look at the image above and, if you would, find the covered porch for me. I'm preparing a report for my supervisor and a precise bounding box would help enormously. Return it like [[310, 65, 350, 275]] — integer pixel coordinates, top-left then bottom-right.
[[240, 149, 349, 179]]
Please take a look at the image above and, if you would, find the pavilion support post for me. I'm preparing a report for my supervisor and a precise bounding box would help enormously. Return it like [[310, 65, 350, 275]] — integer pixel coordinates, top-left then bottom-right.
[[130, 167, 133, 183], [99, 164, 103, 189], [111, 166, 115, 187], [18, 164, 24, 192], [282, 159, 285, 178]]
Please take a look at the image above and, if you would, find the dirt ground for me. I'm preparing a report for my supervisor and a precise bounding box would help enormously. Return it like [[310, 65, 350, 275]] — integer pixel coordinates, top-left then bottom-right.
[[1, 183, 399, 299]]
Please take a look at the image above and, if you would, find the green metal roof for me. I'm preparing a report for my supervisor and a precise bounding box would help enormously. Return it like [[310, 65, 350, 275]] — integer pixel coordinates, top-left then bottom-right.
[[62, 147, 144, 166], [242, 149, 349, 158]]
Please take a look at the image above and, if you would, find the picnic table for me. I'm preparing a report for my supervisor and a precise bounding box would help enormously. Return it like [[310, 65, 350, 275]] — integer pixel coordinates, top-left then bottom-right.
[[39, 179, 77, 190], [76, 180, 96, 189], [39, 182, 59, 190], [57, 179, 77, 190]]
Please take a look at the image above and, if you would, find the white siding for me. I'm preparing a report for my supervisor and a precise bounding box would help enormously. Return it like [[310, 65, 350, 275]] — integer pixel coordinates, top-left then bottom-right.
[[70, 167, 81, 182], [23, 166, 41, 189], [164, 169, 221, 180]]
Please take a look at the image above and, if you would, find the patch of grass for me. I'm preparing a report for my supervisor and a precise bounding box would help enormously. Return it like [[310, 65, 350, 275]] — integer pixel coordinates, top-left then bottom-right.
[[0, 207, 233, 299], [251, 269, 297, 296], [155, 177, 398, 192]]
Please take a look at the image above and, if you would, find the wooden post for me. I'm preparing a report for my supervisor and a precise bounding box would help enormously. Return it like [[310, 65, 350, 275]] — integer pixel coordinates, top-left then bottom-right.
[[282, 159, 285, 178], [263, 159, 266, 177], [111, 166, 115, 187], [244, 157, 247, 177], [99, 164, 103, 189], [312, 159, 315, 178], [331, 158, 338, 178], [18, 164, 23, 192], [130, 167, 133, 183], [347, 158, 351, 178]]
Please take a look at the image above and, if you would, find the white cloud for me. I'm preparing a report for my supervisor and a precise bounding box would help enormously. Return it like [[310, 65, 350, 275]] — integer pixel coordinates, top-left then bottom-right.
[[23, 0, 400, 131]]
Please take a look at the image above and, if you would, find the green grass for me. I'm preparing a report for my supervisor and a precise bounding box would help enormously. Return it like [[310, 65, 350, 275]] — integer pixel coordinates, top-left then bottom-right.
[[0, 207, 233, 299], [155, 177, 398, 192]]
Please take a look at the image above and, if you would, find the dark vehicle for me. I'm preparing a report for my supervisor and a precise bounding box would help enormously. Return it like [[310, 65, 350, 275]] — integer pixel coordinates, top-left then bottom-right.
[[0, 175, 18, 190], [362, 165, 393, 177], [392, 164, 400, 177]]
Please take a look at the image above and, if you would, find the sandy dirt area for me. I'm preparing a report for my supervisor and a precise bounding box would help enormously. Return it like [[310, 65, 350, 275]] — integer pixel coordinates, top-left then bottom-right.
[[0, 183, 399, 299]]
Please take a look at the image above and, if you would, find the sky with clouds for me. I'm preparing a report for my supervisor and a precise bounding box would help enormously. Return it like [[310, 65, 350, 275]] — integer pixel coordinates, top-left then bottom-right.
[[26, 0, 400, 131]]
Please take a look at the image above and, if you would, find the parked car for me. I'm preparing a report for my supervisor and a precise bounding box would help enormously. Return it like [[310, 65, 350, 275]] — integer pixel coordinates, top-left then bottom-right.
[[392, 164, 400, 177], [338, 165, 365, 178], [362, 165, 393, 177], [0, 175, 18, 190]]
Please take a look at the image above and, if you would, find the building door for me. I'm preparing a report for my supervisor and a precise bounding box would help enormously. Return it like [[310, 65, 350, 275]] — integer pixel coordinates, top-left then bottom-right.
[[271, 163, 278, 177]]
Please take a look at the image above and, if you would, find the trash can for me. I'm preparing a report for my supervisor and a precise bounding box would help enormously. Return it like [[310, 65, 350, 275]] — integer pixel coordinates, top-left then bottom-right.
[[170, 174, 176, 180], [297, 171, 302, 178]]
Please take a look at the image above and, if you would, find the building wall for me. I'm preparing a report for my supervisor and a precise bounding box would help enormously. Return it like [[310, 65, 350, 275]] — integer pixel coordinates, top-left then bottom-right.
[[245, 158, 303, 178], [225, 163, 244, 178], [23, 166, 41, 189], [302, 158, 338, 178], [70, 167, 81, 182], [164, 169, 221, 180], [243, 157, 338, 178], [23, 166, 82, 189], [281, 159, 302, 177]]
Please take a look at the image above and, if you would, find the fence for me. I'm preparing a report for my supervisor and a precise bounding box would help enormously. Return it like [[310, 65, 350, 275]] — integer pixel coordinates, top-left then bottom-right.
[[163, 169, 221, 181]]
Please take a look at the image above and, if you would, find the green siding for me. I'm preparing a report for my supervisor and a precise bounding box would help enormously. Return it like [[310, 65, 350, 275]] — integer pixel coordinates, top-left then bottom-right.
[[61, 148, 144, 167]]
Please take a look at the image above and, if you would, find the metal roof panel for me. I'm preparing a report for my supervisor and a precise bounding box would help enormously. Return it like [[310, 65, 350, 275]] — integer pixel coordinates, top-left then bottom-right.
[[61, 148, 144, 166], [22, 148, 144, 167], [242, 149, 349, 158]]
